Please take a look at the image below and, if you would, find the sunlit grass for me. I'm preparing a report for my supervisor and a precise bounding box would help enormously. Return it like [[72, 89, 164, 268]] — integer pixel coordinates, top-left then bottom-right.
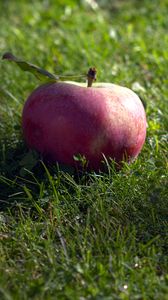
[[0, 1, 168, 299]]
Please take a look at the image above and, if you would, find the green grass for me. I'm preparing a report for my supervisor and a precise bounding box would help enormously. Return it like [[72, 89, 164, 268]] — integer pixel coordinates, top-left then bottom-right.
[[0, 0, 168, 299]]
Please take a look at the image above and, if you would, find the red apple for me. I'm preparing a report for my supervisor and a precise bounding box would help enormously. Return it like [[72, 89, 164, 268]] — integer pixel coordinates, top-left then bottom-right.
[[2, 54, 147, 170], [22, 80, 147, 170]]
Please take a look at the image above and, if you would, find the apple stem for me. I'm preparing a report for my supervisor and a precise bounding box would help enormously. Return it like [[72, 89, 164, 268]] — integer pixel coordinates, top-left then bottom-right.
[[87, 67, 97, 87]]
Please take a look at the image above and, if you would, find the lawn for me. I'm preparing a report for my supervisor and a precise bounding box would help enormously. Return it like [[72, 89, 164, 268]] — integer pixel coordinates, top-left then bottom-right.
[[0, 0, 168, 299]]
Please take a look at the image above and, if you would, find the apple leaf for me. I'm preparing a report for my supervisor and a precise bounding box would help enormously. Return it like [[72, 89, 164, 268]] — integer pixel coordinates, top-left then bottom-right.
[[2, 52, 88, 84], [2, 52, 59, 82]]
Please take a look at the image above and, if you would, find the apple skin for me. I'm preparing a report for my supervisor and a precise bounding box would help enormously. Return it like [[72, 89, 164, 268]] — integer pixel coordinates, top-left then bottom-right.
[[22, 81, 147, 170]]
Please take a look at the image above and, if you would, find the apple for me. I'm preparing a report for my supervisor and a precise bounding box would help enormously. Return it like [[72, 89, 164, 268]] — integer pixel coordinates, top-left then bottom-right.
[[22, 68, 147, 170], [2, 53, 146, 170]]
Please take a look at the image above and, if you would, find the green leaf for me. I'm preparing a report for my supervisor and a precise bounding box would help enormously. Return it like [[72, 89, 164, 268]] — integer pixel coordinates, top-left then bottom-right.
[[2, 52, 59, 82], [2, 52, 88, 83]]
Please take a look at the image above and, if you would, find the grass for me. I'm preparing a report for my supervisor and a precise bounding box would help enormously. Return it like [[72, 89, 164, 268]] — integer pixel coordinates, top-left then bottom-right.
[[0, 0, 168, 299]]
